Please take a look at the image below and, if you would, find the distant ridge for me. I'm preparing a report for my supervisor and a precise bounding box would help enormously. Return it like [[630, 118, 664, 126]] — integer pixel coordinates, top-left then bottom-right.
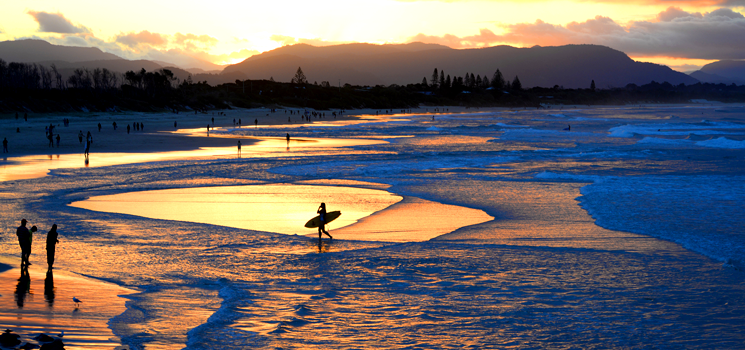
[[224, 43, 698, 88], [690, 60, 745, 85], [0, 39, 122, 63]]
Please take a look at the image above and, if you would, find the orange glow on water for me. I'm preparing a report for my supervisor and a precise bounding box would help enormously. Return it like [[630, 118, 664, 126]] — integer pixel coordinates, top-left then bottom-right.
[[70, 184, 404, 236]]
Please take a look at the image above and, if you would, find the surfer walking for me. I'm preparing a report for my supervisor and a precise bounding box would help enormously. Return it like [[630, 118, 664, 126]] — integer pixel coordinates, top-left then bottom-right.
[[317, 202, 333, 240]]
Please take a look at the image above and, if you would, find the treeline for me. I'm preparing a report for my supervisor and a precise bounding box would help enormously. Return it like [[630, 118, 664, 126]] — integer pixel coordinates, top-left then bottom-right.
[[422, 68, 521, 93], [2, 61, 745, 113]]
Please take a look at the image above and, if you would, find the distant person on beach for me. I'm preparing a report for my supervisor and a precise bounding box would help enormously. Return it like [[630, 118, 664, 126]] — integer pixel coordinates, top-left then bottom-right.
[[255, 119, 258, 128], [174, 121, 177, 128], [207, 124, 210, 136], [317, 203, 333, 240], [98, 123, 102, 132], [47, 133, 54, 147], [237, 140, 241, 156], [563, 124, 571, 131], [46, 224, 59, 270], [78, 131, 84, 144], [56, 134, 60, 147], [17, 219, 31, 266], [238, 119, 242, 127], [84, 137, 91, 157], [3, 137, 7, 153], [113, 121, 117, 130]]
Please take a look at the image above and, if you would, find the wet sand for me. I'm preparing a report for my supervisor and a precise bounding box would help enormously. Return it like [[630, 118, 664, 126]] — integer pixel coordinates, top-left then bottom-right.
[[0, 257, 136, 350]]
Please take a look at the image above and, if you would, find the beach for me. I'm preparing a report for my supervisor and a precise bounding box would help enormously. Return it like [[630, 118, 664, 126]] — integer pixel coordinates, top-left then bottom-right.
[[1, 104, 744, 349]]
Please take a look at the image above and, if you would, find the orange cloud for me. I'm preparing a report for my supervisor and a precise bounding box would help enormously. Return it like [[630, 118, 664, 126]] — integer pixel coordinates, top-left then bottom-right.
[[408, 7, 745, 59], [270, 35, 347, 47], [115, 30, 168, 49]]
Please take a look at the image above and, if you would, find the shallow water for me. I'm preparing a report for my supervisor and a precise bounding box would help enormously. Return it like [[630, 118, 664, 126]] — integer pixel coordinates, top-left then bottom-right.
[[1, 105, 744, 349]]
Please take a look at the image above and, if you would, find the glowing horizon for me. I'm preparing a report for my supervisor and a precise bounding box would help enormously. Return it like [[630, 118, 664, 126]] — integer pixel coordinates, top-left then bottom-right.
[[0, 0, 742, 71]]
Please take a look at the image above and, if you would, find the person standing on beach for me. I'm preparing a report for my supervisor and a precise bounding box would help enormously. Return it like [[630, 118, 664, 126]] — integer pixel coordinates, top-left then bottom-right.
[[47, 133, 54, 148], [98, 123, 102, 132], [56, 134, 60, 147], [3, 137, 7, 153], [17, 219, 31, 266], [317, 203, 333, 240], [84, 136, 91, 157], [237, 140, 241, 156], [255, 119, 258, 128], [46, 224, 59, 270]]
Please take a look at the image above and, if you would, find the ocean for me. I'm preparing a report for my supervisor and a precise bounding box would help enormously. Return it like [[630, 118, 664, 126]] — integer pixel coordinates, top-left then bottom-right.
[[1, 105, 744, 349]]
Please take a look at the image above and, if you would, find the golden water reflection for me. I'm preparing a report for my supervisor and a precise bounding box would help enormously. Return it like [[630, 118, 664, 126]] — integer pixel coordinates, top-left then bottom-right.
[[69, 183, 494, 242], [70, 184, 403, 236]]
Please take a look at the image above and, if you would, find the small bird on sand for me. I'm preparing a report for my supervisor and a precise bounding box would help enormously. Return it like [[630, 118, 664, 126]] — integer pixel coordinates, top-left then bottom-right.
[[72, 297, 81, 307]]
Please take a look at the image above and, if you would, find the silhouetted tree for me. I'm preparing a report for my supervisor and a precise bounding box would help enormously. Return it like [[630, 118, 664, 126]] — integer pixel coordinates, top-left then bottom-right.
[[421, 77, 428, 87], [492, 69, 505, 90], [511, 76, 522, 91], [445, 74, 451, 89], [291, 67, 307, 85], [430, 68, 439, 88], [439, 70, 445, 90], [590, 79, 596, 91]]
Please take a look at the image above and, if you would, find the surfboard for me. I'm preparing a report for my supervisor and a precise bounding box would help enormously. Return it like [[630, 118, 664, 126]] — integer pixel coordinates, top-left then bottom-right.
[[305, 211, 341, 228]]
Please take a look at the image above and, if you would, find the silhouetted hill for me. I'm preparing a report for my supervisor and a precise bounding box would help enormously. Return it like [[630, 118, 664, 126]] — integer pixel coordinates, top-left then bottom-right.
[[689, 70, 744, 85], [224, 43, 698, 88], [0, 39, 122, 63], [694, 60, 745, 84]]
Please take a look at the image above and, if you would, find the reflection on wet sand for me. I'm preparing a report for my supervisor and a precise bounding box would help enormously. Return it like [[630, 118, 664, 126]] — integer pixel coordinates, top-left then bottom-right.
[[0, 136, 387, 182], [0, 258, 136, 349], [71, 184, 403, 236], [70, 183, 493, 242]]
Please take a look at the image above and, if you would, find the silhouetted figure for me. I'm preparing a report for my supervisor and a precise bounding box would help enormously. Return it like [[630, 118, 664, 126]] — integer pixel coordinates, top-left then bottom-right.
[[317, 202, 333, 240], [3, 137, 7, 153], [98, 123, 102, 132], [174, 121, 177, 128], [255, 119, 258, 128], [237, 140, 241, 156], [46, 224, 59, 270], [48, 133, 54, 147], [207, 124, 210, 136], [563, 124, 571, 131], [127, 124, 130, 134], [84, 137, 91, 157], [45, 270, 55, 306], [56, 134, 60, 147], [16, 219, 31, 266], [78, 131, 84, 144], [113, 121, 117, 130], [211, 117, 214, 125]]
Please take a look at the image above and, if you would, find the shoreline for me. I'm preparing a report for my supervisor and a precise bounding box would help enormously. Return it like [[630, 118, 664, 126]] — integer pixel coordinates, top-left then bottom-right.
[[0, 255, 136, 349]]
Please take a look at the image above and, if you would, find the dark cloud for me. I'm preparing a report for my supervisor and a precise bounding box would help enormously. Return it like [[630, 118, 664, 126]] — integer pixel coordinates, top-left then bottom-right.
[[408, 7, 745, 59], [26, 11, 90, 34]]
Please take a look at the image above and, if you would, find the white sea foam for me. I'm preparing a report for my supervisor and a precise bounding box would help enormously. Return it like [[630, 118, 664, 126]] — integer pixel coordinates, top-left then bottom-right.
[[696, 137, 745, 149]]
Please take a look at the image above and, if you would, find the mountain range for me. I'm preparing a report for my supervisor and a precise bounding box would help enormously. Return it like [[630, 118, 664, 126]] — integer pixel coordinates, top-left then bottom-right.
[[4, 38, 744, 89], [689, 60, 745, 85], [223, 43, 699, 89]]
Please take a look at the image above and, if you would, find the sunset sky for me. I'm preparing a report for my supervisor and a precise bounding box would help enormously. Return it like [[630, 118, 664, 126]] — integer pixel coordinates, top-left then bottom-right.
[[1, 0, 743, 71]]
